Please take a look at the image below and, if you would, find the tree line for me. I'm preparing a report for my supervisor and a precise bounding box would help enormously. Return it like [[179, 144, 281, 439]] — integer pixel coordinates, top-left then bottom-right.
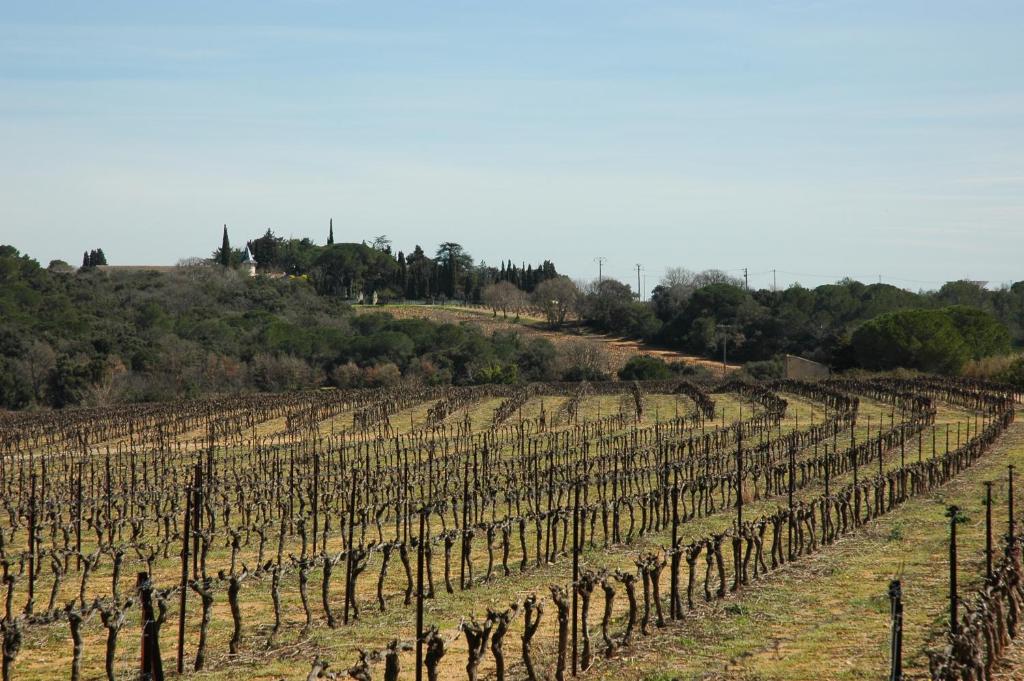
[[205, 225, 1024, 383], [223, 226, 559, 302], [3, 228, 1023, 411], [574, 268, 1023, 380], [0, 245, 595, 410]]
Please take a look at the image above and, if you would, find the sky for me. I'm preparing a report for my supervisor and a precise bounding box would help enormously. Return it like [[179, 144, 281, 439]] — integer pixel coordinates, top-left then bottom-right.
[[1, 1, 1022, 292]]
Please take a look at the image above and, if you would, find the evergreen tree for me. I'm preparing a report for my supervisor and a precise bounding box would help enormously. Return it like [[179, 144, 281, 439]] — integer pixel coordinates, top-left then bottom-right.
[[82, 251, 90, 268], [250, 229, 281, 267], [328, 218, 334, 245], [92, 248, 107, 266], [405, 245, 432, 299], [219, 225, 231, 267], [435, 242, 470, 299], [397, 251, 407, 295]]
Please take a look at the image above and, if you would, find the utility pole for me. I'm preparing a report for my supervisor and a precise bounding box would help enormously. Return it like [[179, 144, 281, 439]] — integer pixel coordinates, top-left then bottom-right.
[[716, 324, 735, 377], [722, 335, 728, 376], [772, 268, 777, 292], [594, 257, 606, 286], [636, 263, 642, 301]]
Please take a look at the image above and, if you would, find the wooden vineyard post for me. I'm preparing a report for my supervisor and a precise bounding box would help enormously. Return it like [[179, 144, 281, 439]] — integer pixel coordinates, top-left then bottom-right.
[[138, 572, 165, 681], [415, 505, 426, 681], [946, 505, 965, 635], [177, 483, 192, 673], [851, 421, 859, 523], [192, 463, 203, 580], [571, 481, 580, 676], [461, 456, 470, 589], [736, 427, 743, 527], [27, 472, 36, 614], [733, 427, 743, 591], [288, 450, 295, 533], [985, 481, 993, 581], [312, 448, 319, 556], [824, 437, 830, 498], [888, 579, 903, 681], [344, 467, 358, 625], [76, 463, 84, 569], [1009, 465, 1016, 545], [428, 445, 434, 503], [788, 444, 795, 561], [900, 428, 905, 468], [612, 452, 619, 545], [670, 466, 680, 620]]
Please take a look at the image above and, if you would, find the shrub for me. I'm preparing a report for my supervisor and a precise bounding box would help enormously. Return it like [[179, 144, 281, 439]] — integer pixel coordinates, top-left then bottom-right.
[[849, 306, 1009, 374], [618, 355, 673, 381], [667, 362, 714, 381], [740, 358, 783, 380], [250, 354, 322, 392], [999, 356, 1024, 389]]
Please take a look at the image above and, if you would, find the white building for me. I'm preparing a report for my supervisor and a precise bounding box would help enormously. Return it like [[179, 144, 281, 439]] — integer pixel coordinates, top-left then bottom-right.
[[240, 247, 257, 277]]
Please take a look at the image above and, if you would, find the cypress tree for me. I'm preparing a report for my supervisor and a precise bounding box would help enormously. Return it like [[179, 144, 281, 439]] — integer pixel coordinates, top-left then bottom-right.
[[397, 251, 407, 294], [82, 251, 90, 268], [219, 225, 231, 267], [447, 253, 456, 298], [93, 249, 107, 266], [328, 219, 334, 245]]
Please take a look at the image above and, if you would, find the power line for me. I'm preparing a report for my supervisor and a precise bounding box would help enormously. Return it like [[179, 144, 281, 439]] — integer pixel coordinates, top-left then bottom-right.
[[774, 270, 951, 286]]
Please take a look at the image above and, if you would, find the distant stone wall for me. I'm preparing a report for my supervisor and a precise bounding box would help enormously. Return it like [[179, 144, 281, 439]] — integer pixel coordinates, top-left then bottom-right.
[[783, 354, 830, 381]]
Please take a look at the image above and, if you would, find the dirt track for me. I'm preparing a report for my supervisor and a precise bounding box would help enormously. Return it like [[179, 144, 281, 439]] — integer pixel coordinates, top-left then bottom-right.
[[356, 303, 741, 374]]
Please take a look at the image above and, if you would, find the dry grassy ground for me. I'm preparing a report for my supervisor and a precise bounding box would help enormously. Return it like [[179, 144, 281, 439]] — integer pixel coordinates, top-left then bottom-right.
[[586, 419, 1023, 681], [355, 304, 739, 374]]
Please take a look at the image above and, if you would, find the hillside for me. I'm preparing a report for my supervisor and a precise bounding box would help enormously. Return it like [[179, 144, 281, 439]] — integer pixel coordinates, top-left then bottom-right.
[[3, 241, 1022, 411], [357, 303, 740, 374], [0, 248, 672, 410]]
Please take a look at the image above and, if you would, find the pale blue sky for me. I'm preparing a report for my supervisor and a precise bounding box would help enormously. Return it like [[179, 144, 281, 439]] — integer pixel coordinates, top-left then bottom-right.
[[2, 1, 1022, 290]]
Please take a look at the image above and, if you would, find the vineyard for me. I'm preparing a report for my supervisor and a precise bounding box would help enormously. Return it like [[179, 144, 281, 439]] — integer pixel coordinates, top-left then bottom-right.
[[0, 377, 1022, 681]]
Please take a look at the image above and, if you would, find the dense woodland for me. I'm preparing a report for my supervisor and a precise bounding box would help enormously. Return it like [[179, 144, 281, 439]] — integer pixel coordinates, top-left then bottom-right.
[[599, 270, 1022, 372], [1, 228, 1022, 410], [0, 244, 581, 410]]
